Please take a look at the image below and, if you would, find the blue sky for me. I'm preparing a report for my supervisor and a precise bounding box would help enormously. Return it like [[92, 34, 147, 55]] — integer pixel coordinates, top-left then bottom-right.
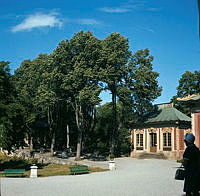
[[0, 0, 199, 104]]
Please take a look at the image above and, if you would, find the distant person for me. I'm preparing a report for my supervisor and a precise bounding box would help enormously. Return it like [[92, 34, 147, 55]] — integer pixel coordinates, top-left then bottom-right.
[[183, 133, 200, 196]]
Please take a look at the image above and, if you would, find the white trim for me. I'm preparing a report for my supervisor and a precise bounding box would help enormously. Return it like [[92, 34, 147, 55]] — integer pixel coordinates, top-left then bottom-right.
[[156, 129, 159, 152], [143, 131, 145, 150], [172, 127, 175, 151], [160, 128, 163, 151], [192, 113, 195, 135], [147, 130, 150, 152], [134, 130, 136, 151], [176, 128, 179, 151]]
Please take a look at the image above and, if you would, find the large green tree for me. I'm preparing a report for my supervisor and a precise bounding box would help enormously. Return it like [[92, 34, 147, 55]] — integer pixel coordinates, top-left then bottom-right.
[[123, 49, 162, 121], [32, 54, 61, 153], [0, 61, 25, 152], [172, 71, 200, 116], [14, 52, 75, 153], [14, 59, 39, 150], [99, 33, 130, 155], [11, 31, 162, 158], [90, 102, 130, 156], [60, 31, 102, 158], [176, 71, 200, 97], [69, 31, 101, 158]]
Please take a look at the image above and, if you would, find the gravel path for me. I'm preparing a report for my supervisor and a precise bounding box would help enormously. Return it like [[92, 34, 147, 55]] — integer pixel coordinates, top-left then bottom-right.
[[0, 158, 185, 196]]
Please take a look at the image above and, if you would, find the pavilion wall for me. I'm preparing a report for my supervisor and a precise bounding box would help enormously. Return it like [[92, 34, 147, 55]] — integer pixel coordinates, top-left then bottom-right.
[[193, 113, 200, 148], [131, 126, 191, 159]]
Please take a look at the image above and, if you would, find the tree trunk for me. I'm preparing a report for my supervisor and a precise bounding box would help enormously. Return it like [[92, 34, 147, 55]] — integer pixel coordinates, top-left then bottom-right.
[[50, 131, 55, 153], [66, 124, 70, 149], [75, 102, 84, 158], [29, 136, 33, 151], [47, 106, 55, 154], [89, 107, 96, 133], [26, 124, 33, 151], [110, 87, 117, 155], [76, 131, 82, 158]]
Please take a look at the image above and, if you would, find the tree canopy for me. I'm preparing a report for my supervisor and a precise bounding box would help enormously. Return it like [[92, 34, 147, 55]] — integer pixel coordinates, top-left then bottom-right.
[[172, 70, 200, 116], [1, 31, 162, 157], [0, 61, 25, 152]]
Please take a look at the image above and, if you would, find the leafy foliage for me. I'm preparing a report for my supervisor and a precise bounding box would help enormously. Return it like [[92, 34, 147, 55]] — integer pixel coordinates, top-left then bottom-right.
[[172, 71, 200, 116], [123, 49, 162, 121], [99, 33, 131, 154], [0, 61, 25, 152], [87, 102, 131, 156], [1, 31, 162, 158]]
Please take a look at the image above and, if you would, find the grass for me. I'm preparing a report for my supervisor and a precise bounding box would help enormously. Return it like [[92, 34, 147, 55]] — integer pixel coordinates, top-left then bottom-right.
[[0, 153, 108, 177], [23, 164, 108, 177], [37, 164, 108, 177]]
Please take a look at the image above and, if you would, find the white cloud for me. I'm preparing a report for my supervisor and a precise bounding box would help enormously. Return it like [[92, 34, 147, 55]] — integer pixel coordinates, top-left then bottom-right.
[[139, 26, 155, 34], [99, 1, 161, 14], [11, 12, 63, 32], [99, 0, 145, 13], [146, 8, 161, 12], [145, 28, 155, 33], [99, 7, 130, 13], [76, 19, 100, 25]]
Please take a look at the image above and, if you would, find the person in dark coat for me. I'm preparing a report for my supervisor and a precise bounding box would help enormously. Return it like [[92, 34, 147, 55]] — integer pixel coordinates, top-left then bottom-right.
[[183, 133, 200, 196]]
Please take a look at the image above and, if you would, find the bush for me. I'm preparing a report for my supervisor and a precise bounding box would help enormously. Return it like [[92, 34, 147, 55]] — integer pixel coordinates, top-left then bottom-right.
[[0, 152, 10, 162], [177, 159, 184, 163], [0, 154, 44, 171], [109, 154, 115, 161]]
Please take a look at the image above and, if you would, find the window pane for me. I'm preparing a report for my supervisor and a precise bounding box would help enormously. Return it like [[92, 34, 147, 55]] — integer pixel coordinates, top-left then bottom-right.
[[136, 134, 139, 146], [140, 134, 143, 146], [168, 133, 171, 146], [136, 134, 143, 147], [163, 132, 172, 147], [163, 133, 167, 146]]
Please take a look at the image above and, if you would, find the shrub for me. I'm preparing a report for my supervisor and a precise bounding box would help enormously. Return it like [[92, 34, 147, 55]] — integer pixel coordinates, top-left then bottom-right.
[[0, 152, 10, 162], [109, 154, 115, 161], [0, 154, 44, 171]]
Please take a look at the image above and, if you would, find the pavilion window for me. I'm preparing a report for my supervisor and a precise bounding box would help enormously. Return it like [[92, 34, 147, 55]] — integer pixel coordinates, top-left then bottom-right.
[[136, 133, 143, 150], [163, 132, 172, 151]]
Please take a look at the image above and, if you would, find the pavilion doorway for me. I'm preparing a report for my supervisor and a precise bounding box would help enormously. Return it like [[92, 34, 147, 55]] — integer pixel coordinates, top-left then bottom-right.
[[150, 133, 157, 152]]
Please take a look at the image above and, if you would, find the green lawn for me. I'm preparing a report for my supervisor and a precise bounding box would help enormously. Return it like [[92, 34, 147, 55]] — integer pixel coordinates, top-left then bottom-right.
[[24, 164, 108, 177], [0, 153, 108, 177]]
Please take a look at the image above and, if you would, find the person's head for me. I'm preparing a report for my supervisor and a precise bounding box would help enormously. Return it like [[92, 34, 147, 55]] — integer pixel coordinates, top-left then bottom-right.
[[184, 133, 195, 146]]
